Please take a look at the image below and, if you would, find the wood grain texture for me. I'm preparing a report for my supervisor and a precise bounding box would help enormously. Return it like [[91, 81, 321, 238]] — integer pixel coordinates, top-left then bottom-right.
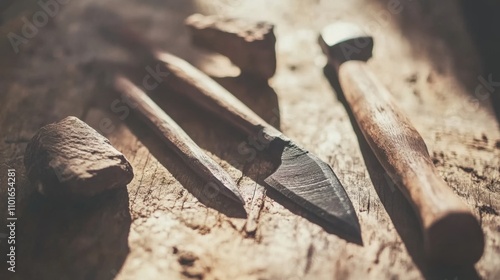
[[0, 0, 499, 280], [337, 60, 484, 265]]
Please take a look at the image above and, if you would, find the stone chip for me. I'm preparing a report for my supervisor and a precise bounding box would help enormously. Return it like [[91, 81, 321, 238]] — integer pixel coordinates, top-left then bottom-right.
[[24, 116, 134, 198]]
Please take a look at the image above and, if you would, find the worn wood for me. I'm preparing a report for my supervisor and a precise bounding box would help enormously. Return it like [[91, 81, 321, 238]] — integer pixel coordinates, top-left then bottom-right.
[[337, 60, 484, 266], [113, 75, 244, 205], [0, 1, 499, 280], [185, 13, 276, 80], [24, 116, 134, 198]]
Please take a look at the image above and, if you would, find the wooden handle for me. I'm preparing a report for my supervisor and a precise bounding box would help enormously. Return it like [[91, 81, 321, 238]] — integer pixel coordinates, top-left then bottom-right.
[[338, 61, 484, 265], [156, 52, 281, 139], [113, 75, 244, 204]]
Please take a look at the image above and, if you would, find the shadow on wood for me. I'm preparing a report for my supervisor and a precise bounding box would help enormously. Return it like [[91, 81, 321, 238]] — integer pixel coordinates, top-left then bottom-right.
[[16, 188, 131, 280], [213, 74, 281, 131], [82, 56, 251, 218], [123, 108, 247, 219], [323, 64, 480, 279], [154, 70, 364, 243], [460, 0, 500, 125], [370, 0, 499, 126], [87, 8, 362, 244]]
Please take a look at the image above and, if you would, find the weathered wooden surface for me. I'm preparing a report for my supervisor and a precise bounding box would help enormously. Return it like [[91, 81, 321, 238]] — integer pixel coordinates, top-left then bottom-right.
[[0, 0, 499, 279]]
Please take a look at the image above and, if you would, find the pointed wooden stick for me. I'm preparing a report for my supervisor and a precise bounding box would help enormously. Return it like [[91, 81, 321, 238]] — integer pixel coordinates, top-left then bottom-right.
[[113, 75, 245, 205]]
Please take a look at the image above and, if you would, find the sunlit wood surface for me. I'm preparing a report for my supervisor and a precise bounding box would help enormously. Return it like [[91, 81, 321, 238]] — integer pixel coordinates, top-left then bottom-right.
[[0, 0, 499, 279]]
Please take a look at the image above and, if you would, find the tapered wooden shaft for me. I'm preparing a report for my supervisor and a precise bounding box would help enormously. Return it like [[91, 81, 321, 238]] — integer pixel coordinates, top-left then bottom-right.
[[155, 52, 282, 140], [113, 75, 244, 205], [337, 61, 484, 266]]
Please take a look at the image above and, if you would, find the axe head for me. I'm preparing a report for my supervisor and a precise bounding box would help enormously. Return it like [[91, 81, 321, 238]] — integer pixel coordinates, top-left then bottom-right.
[[319, 22, 374, 69]]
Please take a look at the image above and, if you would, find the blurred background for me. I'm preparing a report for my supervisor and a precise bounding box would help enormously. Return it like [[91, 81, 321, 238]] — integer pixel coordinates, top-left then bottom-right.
[[1, 0, 499, 121]]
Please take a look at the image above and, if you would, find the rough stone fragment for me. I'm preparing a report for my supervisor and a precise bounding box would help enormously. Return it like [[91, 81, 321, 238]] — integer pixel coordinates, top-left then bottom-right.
[[24, 116, 134, 198], [185, 13, 276, 80]]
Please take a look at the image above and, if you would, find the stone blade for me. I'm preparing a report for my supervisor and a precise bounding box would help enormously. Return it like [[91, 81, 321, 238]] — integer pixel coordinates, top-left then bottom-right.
[[264, 141, 360, 239]]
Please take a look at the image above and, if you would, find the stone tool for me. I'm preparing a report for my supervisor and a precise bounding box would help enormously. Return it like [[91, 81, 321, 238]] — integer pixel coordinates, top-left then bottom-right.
[[24, 116, 134, 198]]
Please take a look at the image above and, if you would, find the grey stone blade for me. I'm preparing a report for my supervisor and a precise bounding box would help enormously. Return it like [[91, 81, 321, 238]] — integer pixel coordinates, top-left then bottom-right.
[[264, 141, 360, 239]]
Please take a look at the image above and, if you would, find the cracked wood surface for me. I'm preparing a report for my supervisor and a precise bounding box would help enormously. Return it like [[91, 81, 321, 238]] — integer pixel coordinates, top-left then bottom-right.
[[0, 0, 499, 279]]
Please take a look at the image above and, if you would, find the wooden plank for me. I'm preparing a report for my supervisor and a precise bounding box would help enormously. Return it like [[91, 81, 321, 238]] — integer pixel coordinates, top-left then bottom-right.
[[0, 0, 499, 279]]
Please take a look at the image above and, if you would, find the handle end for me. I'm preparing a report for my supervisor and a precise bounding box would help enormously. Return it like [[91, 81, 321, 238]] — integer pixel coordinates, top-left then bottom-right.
[[425, 211, 484, 266]]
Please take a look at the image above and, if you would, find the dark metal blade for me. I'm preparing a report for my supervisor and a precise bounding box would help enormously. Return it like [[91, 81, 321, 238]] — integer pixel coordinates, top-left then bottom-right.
[[264, 140, 360, 239]]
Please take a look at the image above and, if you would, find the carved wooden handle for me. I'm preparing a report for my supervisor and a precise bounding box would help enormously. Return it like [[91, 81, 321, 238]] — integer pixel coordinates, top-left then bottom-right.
[[338, 60, 484, 265], [156, 52, 281, 139]]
